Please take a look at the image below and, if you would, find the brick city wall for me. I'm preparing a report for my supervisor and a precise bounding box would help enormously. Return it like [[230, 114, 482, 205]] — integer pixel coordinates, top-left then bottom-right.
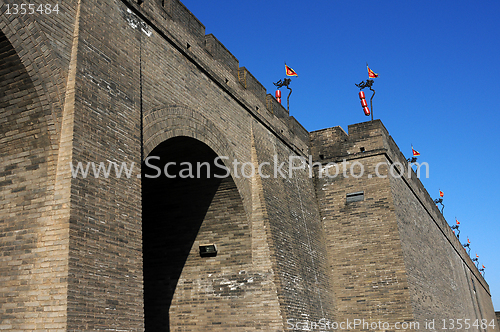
[[311, 122, 415, 327], [1, 0, 329, 330], [0, 0, 80, 328], [0, 0, 498, 331], [310, 120, 498, 331]]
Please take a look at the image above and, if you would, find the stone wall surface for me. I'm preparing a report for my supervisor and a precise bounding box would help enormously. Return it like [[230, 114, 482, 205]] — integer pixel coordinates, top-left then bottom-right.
[[0, 0, 79, 330], [310, 120, 498, 331], [311, 122, 415, 328], [0, 0, 498, 331]]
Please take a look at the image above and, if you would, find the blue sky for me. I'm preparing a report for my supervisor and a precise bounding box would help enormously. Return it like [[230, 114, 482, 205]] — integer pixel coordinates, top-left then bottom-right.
[[181, 0, 500, 309]]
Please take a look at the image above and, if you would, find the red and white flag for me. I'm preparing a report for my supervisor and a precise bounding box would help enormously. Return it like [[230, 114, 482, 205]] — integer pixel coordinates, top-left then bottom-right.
[[412, 145, 420, 157], [285, 64, 298, 77], [367, 64, 378, 78]]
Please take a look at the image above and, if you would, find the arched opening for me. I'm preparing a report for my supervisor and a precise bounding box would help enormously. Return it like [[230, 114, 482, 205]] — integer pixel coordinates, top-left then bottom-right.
[[0, 29, 51, 200], [142, 136, 251, 331], [0, 29, 52, 324]]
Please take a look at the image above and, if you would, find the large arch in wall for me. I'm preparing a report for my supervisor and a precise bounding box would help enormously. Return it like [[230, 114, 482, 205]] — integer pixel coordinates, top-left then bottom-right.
[[0, 16, 69, 328], [142, 107, 255, 330], [142, 105, 252, 216], [0, 12, 67, 146], [0, 26, 49, 326]]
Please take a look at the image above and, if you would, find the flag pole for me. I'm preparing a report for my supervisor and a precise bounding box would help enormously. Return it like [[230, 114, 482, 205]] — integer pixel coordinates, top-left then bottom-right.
[[366, 63, 374, 121], [366, 64, 377, 121], [355, 77, 375, 121], [370, 89, 374, 121], [274, 63, 297, 112]]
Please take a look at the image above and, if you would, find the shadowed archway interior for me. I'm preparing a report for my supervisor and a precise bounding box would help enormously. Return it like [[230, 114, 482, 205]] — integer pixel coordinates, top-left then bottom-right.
[[142, 136, 251, 331]]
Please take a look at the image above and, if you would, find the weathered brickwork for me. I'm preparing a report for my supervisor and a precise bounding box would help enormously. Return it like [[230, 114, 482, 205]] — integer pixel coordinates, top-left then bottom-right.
[[252, 122, 336, 326], [311, 120, 498, 331], [141, 136, 284, 331], [1, 0, 498, 331], [0, 5, 75, 328], [383, 124, 497, 330], [311, 124, 415, 328]]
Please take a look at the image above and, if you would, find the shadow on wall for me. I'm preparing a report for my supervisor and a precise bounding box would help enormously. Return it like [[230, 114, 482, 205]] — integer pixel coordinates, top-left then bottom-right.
[[142, 136, 225, 331]]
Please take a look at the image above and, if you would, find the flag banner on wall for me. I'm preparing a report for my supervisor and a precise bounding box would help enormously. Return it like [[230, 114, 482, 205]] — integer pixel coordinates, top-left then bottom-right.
[[412, 145, 420, 156], [367, 64, 378, 78], [285, 64, 298, 77]]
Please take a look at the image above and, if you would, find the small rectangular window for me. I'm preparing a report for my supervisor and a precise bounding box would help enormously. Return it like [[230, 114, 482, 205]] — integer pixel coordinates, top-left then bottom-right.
[[199, 244, 217, 257], [346, 191, 364, 203]]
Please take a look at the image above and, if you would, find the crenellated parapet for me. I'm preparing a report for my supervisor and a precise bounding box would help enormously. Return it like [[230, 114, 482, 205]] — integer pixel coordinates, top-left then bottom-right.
[[311, 120, 495, 326], [2, 1, 498, 331], [205, 34, 239, 77], [124, 0, 307, 153], [311, 120, 488, 293]]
